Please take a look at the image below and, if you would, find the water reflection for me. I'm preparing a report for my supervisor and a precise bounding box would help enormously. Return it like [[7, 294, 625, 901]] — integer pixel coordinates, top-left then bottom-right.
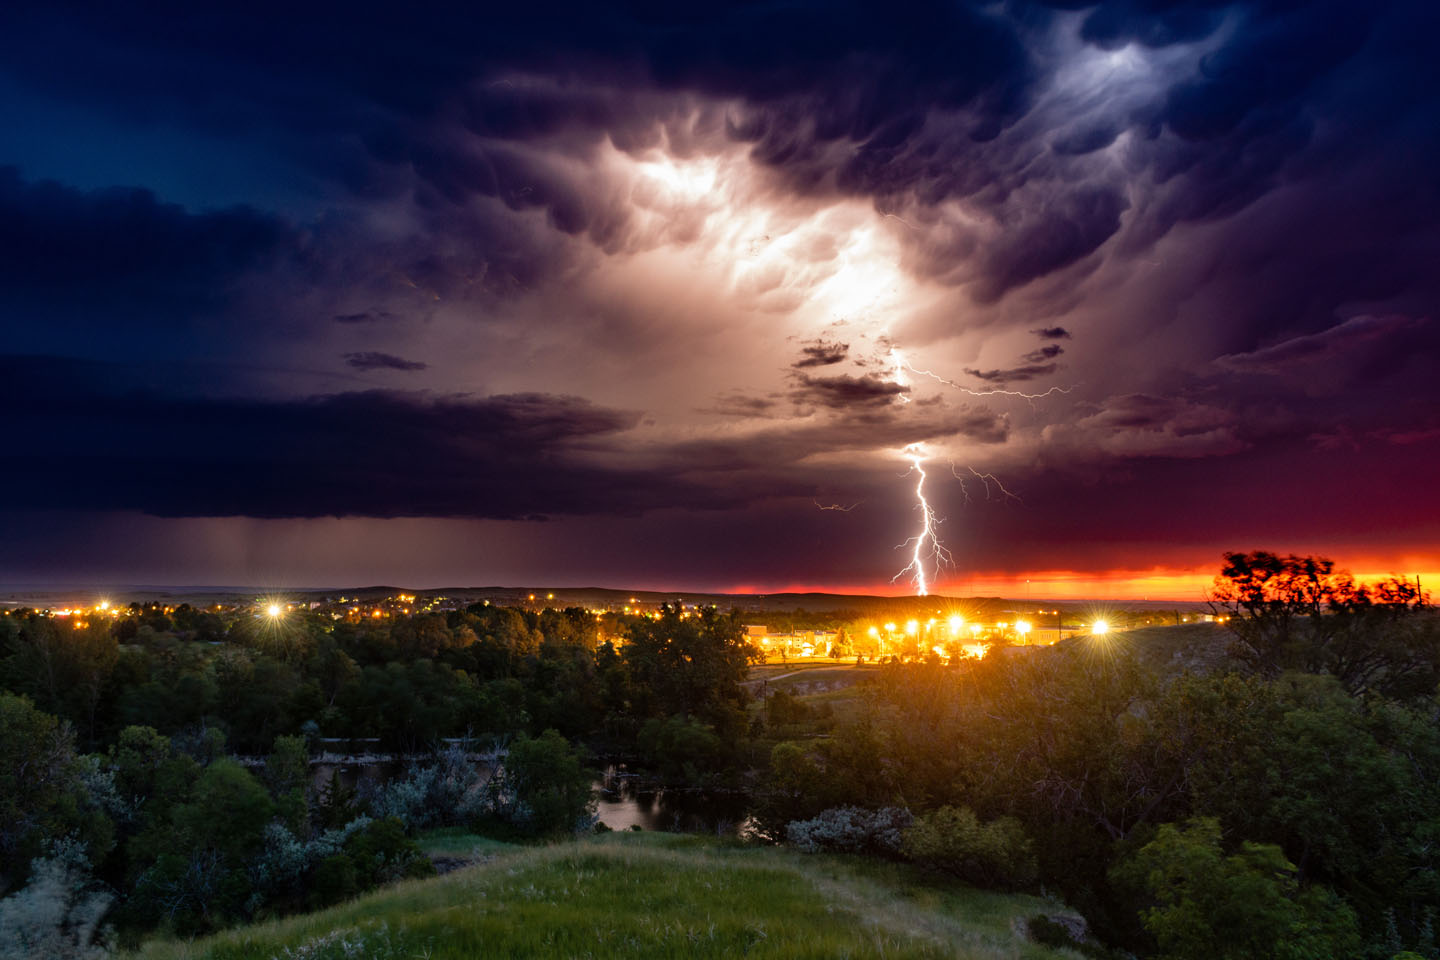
[[297, 754, 753, 837], [595, 765, 752, 835]]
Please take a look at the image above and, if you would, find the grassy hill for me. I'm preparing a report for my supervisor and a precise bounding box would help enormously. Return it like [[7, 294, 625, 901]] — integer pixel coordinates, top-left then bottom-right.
[[130, 832, 1082, 960]]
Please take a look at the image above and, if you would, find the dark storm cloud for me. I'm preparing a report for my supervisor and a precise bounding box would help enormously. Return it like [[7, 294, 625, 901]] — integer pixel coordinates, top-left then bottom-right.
[[789, 373, 910, 409], [3, 0, 1430, 308], [343, 351, 429, 372], [792, 340, 850, 368], [333, 311, 399, 324], [1022, 344, 1065, 363], [974, 186, 1129, 301], [964, 363, 1059, 384], [1214, 315, 1429, 376], [2, 1, 1439, 584], [702, 392, 779, 419], [0, 356, 653, 519], [0, 167, 292, 319], [0, 357, 997, 521]]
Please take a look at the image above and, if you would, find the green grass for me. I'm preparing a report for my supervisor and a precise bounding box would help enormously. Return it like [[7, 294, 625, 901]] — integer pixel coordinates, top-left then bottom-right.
[[129, 832, 1081, 960], [415, 826, 519, 858]]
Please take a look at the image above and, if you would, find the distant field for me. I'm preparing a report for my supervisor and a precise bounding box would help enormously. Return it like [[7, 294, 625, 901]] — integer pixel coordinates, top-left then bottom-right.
[[749, 659, 866, 676], [129, 832, 1079, 960]]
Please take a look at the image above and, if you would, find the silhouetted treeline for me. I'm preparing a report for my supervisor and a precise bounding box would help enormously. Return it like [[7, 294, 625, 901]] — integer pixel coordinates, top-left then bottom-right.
[[0, 604, 756, 758]]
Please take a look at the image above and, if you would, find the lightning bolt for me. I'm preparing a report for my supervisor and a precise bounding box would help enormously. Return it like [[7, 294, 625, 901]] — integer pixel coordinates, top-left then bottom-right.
[[890, 348, 1073, 403], [950, 463, 1021, 504], [814, 498, 863, 512], [891, 443, 952, 596]]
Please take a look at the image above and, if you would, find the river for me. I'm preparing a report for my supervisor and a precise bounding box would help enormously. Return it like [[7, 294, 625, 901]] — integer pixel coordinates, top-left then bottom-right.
[[299, 754, 753, 835]]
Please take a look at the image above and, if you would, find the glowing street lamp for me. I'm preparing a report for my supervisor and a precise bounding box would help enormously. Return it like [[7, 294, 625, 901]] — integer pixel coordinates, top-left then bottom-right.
[[1016, 620, 1031, 641], [905, 620, 919, 636], [1092, 619, 1109, 635], [947, 614, 963, 635], [265, 603, 283, 619]]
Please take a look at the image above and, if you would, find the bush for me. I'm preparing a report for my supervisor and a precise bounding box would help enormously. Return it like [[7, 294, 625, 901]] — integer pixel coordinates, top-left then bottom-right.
[[785, 806, 912, 855], [0, 856, 112, 960], [363, 743, 488, 830], [901, 806, 1038, 888], [1111, 818, 1360, 960], [487, 730, 595, 837], [342, 817, 433, 889], [250, 815, 430, 913]]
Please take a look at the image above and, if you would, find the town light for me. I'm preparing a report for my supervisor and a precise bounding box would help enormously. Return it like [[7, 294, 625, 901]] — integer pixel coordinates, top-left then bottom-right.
[[905, 619, 919, 636], [947, 614, 963, 634], [1092, 619, 1109, 635], [266, 603, 282, 618]]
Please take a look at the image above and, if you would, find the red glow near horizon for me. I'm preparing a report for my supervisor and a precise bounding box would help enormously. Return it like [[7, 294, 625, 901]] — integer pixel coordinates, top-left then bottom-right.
[[724, 561, 1440, 602]]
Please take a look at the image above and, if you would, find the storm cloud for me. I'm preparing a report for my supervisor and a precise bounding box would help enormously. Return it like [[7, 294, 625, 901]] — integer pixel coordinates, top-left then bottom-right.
[[0, 0, 1436, 589]]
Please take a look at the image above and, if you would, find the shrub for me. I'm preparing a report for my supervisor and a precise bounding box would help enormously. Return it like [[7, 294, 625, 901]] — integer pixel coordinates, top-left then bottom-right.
[[487, 730, 596, 837], [901, 806, 1038, 888], [1110, 817, 1361, 960], [0, 855, 112, 960], [341, 817, 433, 889], [785, 806, 912, 855], [636, 716, 726, 783], [1027, 915, 1080, 948], [363, 743, 488, 830]]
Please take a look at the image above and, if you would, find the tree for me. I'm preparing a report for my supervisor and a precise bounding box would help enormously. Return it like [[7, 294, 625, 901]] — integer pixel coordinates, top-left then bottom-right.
[[264, 735, 310, 835], [0, 695, 113, 894], [619, 606, 756, 747], [1113, 818, 1359, 960], [1210, 552, 1437, 694], [492, 729, 595, 836], [128, 759, 273, 932]]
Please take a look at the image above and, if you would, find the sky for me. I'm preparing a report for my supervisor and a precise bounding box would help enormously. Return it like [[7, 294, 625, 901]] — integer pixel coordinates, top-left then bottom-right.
[[1, 1, 1438, 599]]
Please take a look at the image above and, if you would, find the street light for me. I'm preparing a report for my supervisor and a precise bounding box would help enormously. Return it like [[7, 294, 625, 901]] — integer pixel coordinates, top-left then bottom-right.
[[1092, 619, 1109, 635], [266, 603, 282, 619]]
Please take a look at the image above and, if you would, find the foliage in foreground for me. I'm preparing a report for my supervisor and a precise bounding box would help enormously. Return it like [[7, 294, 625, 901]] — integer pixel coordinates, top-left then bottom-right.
[[759, 552, 1440, 957], [128, 833, 1075, 960]]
